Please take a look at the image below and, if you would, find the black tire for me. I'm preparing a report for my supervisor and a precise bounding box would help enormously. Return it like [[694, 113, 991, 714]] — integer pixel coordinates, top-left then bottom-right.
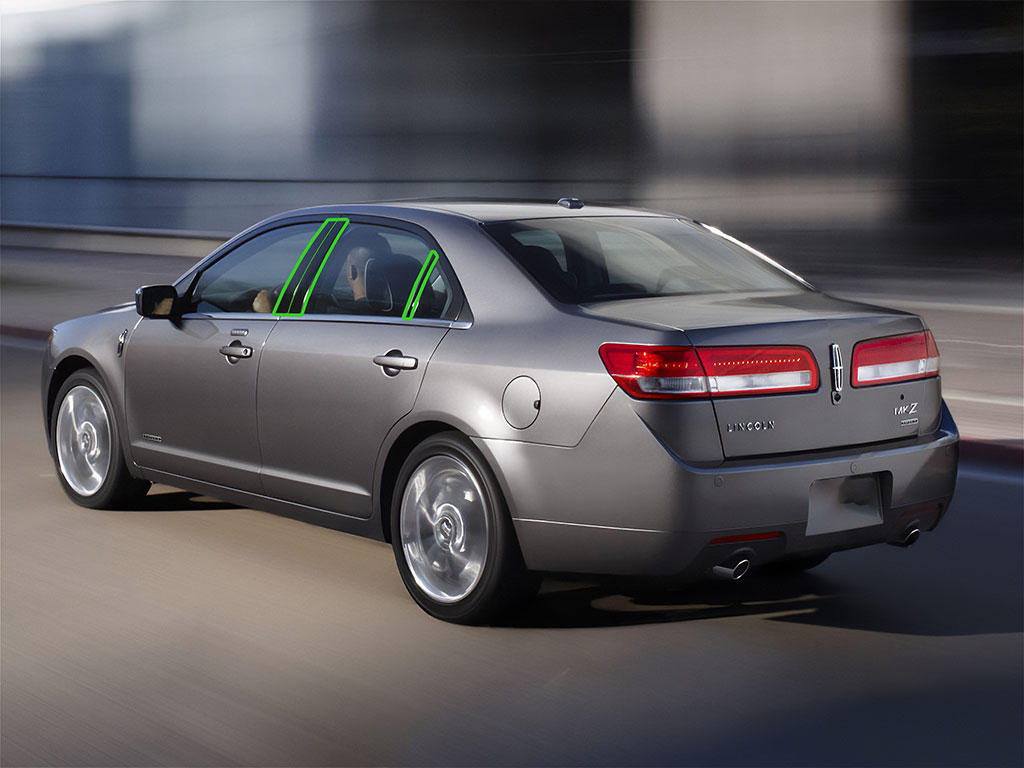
[[50, 369, 150, 509], [763, 553, 831, 574], [390, 431, 537, 624]]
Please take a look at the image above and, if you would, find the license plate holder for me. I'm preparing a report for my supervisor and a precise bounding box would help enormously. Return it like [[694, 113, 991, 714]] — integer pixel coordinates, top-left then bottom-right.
[[806, 473, 883, 536]]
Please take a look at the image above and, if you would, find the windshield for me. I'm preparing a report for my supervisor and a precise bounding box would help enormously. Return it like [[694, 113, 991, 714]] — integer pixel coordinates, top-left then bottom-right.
[[483, 217, 811, 304]]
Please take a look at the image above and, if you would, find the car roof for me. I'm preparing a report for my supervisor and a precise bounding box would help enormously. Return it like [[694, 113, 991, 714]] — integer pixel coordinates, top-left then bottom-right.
[[265, 199, 682, 225]]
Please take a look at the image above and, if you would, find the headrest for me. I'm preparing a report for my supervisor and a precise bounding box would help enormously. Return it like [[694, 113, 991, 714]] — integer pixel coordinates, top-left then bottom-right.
[[515, 245, 562, 277], [364, 254, 430, 315], [341, 230, 393, 264], [513, 243, 576, 302]]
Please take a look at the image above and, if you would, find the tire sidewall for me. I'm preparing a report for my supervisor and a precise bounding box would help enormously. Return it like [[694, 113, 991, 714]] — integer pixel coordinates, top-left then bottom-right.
[[391, 432, 520, 624], [51, 369, 133, 509]]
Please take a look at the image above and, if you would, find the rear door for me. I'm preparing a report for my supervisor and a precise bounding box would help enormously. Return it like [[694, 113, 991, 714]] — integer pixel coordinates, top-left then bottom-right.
[[257, 220, 460, 517]]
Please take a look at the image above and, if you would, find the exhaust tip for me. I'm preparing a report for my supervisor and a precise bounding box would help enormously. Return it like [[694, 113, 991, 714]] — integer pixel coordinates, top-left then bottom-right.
[[890, 527, 921, 548], [712, 558, 751, 581]]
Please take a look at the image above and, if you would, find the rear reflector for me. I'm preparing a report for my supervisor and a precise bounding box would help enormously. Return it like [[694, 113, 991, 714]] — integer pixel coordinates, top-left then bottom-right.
[[599, 343, 819, 400], [696, 346, 819, 396], [852, 331, 939, 387], [900, 503, 941, 518]]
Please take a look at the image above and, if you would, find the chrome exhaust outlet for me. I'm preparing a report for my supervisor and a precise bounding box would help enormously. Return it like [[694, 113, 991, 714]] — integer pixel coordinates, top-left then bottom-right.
[[890, 527, 921, 548], [712, 557, 751, 581]]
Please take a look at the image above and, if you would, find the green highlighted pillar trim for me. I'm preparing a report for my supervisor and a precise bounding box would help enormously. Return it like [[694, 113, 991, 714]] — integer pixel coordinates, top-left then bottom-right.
[[271, 219, 441, 319], [402, 250, 439, 320], [273, 218, 350, 316]]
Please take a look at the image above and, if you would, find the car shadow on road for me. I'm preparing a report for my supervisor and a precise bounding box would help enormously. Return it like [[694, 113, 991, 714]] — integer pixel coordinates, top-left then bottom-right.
[[507, 568, 1022, 637], [130, 489, 240, 512], [506, 572, 842, 630]]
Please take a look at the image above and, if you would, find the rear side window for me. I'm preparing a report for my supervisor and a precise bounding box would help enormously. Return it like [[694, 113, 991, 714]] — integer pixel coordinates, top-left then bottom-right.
[[484, 217, 808, 304], [306, 223, 455, 320]]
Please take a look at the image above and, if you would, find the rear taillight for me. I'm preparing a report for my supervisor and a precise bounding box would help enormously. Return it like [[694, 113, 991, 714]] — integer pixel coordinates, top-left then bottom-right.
[[851, 331, 939, 387], [696, 346, 819, 396], [599, 343, 819, 400], [598, 344, 708, 400]]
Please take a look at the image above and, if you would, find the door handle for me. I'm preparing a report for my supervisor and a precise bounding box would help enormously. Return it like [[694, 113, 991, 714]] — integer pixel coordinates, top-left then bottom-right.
[[373, 353, 418, 372], [219, 344, 253, 359]]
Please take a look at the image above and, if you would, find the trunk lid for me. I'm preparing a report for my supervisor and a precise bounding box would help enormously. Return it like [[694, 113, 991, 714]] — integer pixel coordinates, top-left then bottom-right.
[[583, 291, 943, 458]]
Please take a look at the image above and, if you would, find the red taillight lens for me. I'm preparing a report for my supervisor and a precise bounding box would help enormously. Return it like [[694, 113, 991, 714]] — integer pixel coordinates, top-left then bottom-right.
[[598, 344, 709, 399], [599, 344, 819, 400], [851, 331, 939, 387], [696, 346, 819, 396]]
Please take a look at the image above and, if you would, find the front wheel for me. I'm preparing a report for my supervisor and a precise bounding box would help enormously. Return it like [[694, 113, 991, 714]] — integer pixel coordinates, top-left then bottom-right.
[[391, 432, 536, 624], [51, 369, 150, 509]]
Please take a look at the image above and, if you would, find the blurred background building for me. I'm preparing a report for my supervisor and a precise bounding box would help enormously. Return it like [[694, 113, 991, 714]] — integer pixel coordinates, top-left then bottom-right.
[[1, 0, 1021, 248]]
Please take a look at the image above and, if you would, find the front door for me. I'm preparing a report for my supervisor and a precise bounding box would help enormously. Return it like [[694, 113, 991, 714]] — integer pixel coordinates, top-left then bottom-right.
[[124, 219, 328, 491], [124, 316, 275, 490]]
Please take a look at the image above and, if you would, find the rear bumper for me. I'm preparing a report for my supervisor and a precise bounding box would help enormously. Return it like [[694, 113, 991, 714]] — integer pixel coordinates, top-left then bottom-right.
[[477, 391, 959, 577]]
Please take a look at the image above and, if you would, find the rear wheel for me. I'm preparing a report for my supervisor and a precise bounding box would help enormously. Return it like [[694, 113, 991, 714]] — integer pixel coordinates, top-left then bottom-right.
[[391, 432, 536, 624], [51, 369, 150, 509]]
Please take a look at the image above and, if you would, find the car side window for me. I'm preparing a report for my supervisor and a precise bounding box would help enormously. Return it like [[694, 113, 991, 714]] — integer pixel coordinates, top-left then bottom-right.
[[306, 223, 454, 320], [191, 223, 323, 314]]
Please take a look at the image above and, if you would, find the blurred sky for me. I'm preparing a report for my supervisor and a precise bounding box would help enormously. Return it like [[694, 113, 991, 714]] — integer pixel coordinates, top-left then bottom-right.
[[0, 0, 1020, 239]]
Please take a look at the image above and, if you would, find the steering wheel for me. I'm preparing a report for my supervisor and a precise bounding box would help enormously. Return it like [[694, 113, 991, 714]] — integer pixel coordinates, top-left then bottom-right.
[[305, 292, 351, 315]]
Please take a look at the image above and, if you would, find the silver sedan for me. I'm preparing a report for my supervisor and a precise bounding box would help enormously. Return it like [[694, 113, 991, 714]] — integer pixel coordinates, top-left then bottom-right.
[[42, 200, 959, 623]]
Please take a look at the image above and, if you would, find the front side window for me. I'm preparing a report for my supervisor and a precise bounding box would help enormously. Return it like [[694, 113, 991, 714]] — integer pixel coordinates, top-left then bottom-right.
[[305, 223, 454, 320], [484, 217, 810, 304], [191, 222, 324, 314]]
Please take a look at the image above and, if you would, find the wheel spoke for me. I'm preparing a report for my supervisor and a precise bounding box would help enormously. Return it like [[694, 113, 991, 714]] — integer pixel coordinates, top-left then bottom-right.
[[65, 394, 81, 434], [446, 548, 469, 573], [416, 495, 435, 526]]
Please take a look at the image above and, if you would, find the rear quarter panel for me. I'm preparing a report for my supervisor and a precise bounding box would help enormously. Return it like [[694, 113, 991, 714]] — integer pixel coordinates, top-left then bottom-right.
[[411, 218, 677, 446]]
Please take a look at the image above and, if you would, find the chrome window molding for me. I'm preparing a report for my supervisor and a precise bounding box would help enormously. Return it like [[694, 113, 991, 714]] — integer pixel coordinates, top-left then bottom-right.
[[176, 312, 470, 329], [279, 314, 459, 329]]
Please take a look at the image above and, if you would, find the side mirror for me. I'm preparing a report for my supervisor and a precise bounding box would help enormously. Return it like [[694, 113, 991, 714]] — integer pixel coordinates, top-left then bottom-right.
[[136, 285, 180, 318]]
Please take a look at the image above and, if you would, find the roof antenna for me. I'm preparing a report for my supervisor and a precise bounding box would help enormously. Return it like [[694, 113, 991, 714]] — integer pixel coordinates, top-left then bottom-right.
[[557, 198, 584, 209]]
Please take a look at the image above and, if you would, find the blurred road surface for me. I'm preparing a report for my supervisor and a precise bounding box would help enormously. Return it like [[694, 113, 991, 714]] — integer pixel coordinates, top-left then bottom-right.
[[1, 341, 1021, 766]]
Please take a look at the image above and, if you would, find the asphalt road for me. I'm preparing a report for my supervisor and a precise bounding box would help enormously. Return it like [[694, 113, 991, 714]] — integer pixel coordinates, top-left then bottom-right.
[[1, 340, 1021, 766]]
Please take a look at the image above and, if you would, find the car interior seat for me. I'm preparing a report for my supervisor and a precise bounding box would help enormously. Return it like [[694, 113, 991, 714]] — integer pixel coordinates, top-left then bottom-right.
[[364, 254, 435, 317]]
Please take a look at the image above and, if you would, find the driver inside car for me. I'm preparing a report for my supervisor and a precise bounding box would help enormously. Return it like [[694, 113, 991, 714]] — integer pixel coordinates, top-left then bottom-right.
[[251, 230, 393, 314], [341, 231, 394, 306]]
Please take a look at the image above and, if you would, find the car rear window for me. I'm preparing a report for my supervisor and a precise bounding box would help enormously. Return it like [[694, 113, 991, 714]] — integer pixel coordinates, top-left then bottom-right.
[[483, 217, 809, 304]]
